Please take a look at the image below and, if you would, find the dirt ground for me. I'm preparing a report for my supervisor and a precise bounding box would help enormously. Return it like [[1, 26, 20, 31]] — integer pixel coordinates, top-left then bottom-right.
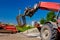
[[0, 33, 41, 40]]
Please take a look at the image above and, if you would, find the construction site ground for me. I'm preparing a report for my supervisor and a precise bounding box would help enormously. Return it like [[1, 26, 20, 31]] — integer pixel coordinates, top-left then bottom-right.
[[0, 33, 41, 40]]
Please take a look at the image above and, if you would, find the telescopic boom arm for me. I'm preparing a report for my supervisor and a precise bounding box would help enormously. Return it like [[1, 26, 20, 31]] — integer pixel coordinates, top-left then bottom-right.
[[16, 2, 60, 27]]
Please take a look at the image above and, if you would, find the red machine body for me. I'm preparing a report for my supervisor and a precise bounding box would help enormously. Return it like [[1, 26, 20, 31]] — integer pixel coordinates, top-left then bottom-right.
[[39, 2, 60, 11], [5, 25, 17, 33], [0, 24, 17, 33]]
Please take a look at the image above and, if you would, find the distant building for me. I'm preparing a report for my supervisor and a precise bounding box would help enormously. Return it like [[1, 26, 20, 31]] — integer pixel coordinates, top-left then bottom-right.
[[32, 21, 35, 26]]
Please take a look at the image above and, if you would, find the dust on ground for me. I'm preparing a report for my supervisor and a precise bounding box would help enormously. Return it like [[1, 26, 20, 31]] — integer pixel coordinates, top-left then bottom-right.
[[0, 33, 41, 40]]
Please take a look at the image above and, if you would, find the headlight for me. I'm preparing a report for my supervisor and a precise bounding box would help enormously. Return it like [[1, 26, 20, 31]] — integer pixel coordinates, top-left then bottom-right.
[[34, 4, 38, 9]]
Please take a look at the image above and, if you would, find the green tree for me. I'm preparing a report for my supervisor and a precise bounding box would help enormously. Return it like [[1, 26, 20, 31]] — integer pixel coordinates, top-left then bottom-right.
[[46, 11, 56, 22], [40, 18, 46, 24], [40, 11, 56, 24]]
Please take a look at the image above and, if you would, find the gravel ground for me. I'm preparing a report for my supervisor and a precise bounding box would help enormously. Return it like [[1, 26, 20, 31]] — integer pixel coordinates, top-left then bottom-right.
[[0, 33, 41, 40]]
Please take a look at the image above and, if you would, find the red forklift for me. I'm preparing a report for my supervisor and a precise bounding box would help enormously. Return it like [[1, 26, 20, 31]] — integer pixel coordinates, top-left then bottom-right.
[[16, 2, 60, 40]]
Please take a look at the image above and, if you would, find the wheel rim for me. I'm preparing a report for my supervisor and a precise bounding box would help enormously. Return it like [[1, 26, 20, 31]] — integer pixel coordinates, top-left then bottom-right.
[[42, 29, 50, 39]]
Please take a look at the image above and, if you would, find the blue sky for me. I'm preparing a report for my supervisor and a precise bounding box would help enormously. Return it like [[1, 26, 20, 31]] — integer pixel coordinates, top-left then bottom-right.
[[0, 0, 60, 25]]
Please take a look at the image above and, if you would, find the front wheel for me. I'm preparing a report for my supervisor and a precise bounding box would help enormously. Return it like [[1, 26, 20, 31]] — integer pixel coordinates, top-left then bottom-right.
[[40, 23, 57, 40]]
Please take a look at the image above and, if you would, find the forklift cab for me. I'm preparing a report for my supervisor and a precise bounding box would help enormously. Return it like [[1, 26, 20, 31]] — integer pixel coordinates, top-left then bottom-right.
[[57, 11, 60, 32], [57, 11, 60, 26]]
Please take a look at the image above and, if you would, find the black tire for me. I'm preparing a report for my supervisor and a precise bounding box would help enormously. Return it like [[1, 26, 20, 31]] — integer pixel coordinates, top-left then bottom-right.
[[57, 31, 60, 40], [40, 23, 57, 40]]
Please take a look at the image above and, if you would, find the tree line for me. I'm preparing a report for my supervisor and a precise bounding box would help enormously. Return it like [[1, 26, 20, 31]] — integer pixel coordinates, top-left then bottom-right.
[[40, 11, 56, 24]]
